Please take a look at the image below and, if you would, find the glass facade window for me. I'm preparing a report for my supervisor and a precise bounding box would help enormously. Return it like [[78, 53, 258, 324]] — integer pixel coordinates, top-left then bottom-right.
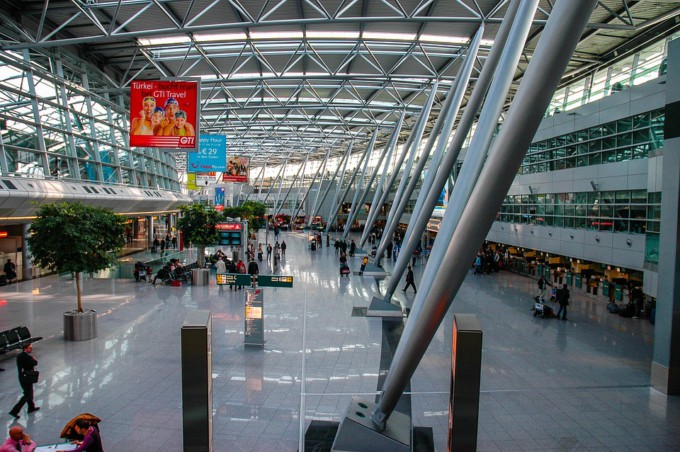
[[499, 189, 660, 235], [0, 49, 182, 192], [521, 109, 665, 175]]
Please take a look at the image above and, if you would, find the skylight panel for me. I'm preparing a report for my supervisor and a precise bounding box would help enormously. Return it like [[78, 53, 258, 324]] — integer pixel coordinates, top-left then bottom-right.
[[250, 31, 304, 40], [305, 31, 360, 39], [137, 36, 190, 46], [194, 32, 248, 42], [362, 32, 417, 41]]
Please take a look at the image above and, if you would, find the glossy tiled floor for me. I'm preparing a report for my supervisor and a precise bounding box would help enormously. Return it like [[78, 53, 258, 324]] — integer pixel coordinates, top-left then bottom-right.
[[1, 231, 678, 451]]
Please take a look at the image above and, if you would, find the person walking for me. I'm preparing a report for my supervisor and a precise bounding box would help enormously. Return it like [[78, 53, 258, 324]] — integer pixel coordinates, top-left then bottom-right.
[[266, 244, 272, 261], [9, 344, 40, 419], [402, 265, 417, 293], [281, 241, 287, 257], [215, 257, 226, 274], [537, 275, 552, 301], [360, 256, 369, 275], [4, 259, 16, 284], [556, 284, 570, 320], [236, 259, 246, 290], [248, 259, 259, 276], [0, 425, 36, 452]]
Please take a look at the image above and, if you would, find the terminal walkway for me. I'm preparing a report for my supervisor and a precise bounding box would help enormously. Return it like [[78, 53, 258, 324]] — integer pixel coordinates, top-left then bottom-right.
[[0, 231, 677, 451]]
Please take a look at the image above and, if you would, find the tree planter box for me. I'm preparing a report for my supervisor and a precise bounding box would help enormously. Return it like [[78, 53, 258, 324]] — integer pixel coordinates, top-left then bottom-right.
[[63, 310, 97, 341]]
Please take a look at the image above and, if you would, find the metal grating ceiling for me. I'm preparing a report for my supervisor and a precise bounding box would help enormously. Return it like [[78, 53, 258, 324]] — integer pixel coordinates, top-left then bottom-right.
[[0, 0, 678, 167]]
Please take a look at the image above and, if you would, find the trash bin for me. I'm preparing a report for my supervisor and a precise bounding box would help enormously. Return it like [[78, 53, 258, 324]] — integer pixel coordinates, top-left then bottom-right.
[[192, 268, 209, 286], [575, 274, 582, 288]]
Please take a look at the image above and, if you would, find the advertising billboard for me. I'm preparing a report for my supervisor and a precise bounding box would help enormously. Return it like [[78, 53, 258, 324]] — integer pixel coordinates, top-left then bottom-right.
[[188, 135, 227, 173], [129, 79, 199, 149], [223, 156, 249, 183], [214, 187, 225, 211]]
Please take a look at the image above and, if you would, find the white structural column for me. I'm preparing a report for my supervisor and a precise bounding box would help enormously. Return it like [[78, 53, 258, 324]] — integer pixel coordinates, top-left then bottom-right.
[[276, 156, 306, 217], [307, 148, 331, 226], [243, 159, 268, 204], [401, 26, 484, 251], [274, 160, 289, 213], [416, 0, 535, 298], [383, 0, 524, 302], [369, 70, 463, 256], [360, 111, 406, 247], [293, 156, 309, 216], [310, 146, 348, 226], [368, 84, 439, 251], [374, 83, 439, 260], [651, 38, 680, 395], [262, 162, 285, 205], [324, 143, 355, 234], [371, 0, 598, 430], [291, 159, 324, 227], [341, 130, 379, 240], [326, 133, 374, 236]]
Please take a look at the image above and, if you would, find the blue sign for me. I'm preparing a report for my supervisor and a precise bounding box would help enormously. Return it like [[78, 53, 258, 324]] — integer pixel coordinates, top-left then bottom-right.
[[188, 135, 227, 173], [214, 187, 225, 208]]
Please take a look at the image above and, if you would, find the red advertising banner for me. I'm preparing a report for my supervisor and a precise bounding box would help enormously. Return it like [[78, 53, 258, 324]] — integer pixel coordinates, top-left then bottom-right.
[[129, 79, 200, 149], [223, 156, 249, 183]]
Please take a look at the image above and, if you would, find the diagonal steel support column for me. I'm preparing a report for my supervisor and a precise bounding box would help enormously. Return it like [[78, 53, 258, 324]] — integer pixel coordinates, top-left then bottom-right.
[[311, 145, 349, 228], [361, 110, 406, 247], [374, 83, 439, 260], [243, 159, 268, 204], [262, 162, 285, 206], [276, 155, 306, 217], [335, 130, 377, 239], [382, 0, 524, 302], [324, 142, 356, 234], [399, 26, 484, 253], [291, 152, 329, 227], [291, 155, 309, 218], [371, 56, 465, 263], [274, 160, 288, 214], [307, 148, 331, 226], [416, 0, 536, 300], [370, 0, 598, 431], [341, 129, 380, 241]]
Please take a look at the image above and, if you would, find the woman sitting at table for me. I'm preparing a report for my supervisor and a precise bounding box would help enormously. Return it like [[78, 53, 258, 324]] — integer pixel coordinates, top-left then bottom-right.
[[58, 419, 103, 452]]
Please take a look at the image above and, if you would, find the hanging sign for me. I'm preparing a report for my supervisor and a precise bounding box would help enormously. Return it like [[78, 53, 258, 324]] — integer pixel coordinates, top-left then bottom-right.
[[223, 156, 249, 183], [188, 135, 227, 173], [129, 79, 200, 149]]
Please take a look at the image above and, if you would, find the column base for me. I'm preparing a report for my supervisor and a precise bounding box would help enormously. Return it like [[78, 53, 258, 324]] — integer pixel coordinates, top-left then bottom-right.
[[651, 361, 680, 394]]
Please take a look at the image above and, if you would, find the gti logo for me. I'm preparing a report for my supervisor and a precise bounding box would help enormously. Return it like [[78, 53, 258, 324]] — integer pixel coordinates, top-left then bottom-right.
[[180, 137, 195, 146]]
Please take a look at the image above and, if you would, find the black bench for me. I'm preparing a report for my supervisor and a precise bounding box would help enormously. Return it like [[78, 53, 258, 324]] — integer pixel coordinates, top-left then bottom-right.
[[0, 326, 43, 354]]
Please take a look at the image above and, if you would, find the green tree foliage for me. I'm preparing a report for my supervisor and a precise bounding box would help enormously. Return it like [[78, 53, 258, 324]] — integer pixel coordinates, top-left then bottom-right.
[[27, 202, 126, 312], [240, 201, 266, 231], [219, 201, 267, 232], [177, 203, 220, 267]]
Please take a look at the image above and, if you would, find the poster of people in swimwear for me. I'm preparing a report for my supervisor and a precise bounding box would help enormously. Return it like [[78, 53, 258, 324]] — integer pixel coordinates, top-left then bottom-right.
[[223, 156, 249, 183], [129, 79, 200, 149]]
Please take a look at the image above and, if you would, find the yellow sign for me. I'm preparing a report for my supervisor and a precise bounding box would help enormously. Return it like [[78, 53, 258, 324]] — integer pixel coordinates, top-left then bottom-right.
[[245, 306, 262, 319], [187, 173, 198, 190]]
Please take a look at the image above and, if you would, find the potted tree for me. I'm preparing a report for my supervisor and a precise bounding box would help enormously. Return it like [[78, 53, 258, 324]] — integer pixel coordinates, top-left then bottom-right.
[[27, 202, 126, 341], [177, 203, 219, 285]]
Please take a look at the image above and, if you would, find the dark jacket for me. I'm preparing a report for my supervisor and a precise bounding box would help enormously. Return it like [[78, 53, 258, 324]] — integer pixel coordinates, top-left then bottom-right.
[[17, 350, 37, 383], [247, 261, 259, 275], [557, 288, 570, 306], [406, 268, 414, 284]]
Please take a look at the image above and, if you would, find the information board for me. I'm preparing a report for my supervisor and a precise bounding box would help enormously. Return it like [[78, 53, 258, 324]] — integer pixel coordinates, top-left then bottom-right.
[[244, 289, 264, 347], [257, 275, 294, 288], [216, 273, 252, 286]]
